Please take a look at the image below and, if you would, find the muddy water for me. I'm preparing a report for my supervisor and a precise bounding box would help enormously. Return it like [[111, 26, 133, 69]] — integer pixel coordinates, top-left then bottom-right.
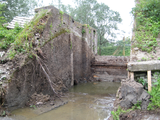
[[3, 82, 120, 120]]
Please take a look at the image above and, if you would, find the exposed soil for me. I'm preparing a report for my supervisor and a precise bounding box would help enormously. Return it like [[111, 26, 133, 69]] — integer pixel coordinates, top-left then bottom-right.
[[26, 94, 68, 115], [120, 110, 160, 120]]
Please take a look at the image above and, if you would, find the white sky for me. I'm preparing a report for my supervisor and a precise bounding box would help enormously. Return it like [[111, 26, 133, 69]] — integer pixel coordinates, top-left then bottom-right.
[[42, 0, 135, 41]]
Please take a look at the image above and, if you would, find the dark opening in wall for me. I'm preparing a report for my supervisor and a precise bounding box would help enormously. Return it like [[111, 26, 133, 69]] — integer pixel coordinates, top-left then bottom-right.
[[72, 19, 74, 23], [93, 30, 96, 34], [74, 80, 78, 85]]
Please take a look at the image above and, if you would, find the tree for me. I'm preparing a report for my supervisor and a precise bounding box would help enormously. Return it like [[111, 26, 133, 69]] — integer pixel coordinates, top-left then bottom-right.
[[0, 2, 6, 25], [71, 0, 122, 55], [1, 0, 37, 22], [71, 0, 97, 27]]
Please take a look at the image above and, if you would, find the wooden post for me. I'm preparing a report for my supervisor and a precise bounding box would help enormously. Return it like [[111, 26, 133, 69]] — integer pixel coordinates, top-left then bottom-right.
[[128, 72, 134, 80], [128, 72, 130, 79], [130, 72, 134, 81], [147, 71, 152, 92]]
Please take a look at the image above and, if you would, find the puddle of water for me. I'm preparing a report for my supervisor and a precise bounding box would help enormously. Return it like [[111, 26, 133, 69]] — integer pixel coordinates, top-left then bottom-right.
[[3, 82, 121, 120]]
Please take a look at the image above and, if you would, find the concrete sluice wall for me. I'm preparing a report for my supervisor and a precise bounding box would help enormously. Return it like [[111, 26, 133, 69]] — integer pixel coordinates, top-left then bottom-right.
[[0, 6, 97, 111], [91, 56, 130, 82]]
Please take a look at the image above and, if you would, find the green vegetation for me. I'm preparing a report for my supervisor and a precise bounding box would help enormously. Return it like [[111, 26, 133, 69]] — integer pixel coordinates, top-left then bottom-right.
[[59, 10, 64, 15], [100, 39, 130, 56], [30, 105, 36, 109], [0, 3, 6, 25], [135, 73, 160, 111], [0, 23, 23, 49], [0, 9, 50, 59], [1, 0, 37, 22], [148, 73, 160, 110], [70, 41, 72, 49], [132, 0, 160, 52], [138, 78, 147, 86], [1, 111, 6, 116], [137, 78, 148, 90], [111, 102, 141, 120], [111, 107, 130, 120], [7, 9, 49, 59], [82, 28, 86, 34], [59, 10, 64, 24], [141, 57, 147, 61], [112, 73, 160, 120]]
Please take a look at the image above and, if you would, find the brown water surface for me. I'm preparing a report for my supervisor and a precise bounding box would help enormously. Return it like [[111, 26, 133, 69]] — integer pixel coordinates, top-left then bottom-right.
[[3, 82, 121, 120]]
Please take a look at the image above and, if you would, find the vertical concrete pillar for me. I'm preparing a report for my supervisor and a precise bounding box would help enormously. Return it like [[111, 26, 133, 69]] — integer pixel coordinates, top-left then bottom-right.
[[70, 34, 74, 86], [82, 26, 88, 80], [93, 30, 98, 55]]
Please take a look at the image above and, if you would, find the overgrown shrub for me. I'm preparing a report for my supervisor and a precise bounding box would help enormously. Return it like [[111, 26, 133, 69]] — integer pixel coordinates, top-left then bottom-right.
[[0, 24, 23, 49], [148, 73, 160, 110], [131, 0, 160, 52], [100, 39, 130, 56]]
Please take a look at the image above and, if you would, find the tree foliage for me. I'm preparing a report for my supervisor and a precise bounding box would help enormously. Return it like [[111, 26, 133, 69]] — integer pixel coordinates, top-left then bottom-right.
[[100, 38, 130, 56], [61, 0, 122, 55], [1, 0, 36, 22], [0, 2, 6, 25]]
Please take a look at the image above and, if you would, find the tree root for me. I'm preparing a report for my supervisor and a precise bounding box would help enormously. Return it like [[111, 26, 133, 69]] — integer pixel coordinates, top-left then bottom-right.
[[36, 56, 63, 102]]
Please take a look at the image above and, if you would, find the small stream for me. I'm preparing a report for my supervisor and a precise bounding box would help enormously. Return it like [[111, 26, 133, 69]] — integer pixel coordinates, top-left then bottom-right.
[[1, 82, 120, 120]]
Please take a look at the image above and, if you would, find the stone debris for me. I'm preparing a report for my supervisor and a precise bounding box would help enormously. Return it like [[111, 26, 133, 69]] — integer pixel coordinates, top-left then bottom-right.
[[29, 93, 50, 105], [116, 79, 150, 110]]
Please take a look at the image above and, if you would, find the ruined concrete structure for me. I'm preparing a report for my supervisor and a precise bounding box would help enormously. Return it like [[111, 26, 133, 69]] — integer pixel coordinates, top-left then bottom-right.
[[115, 0, 160, 110], [91, 56, 129, 82], [0, 5, 130, 112], [0, 6, 97, 110]]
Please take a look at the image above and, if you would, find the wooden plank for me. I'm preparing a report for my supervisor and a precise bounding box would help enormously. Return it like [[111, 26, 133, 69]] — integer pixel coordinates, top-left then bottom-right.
[[147, 71, 152, 92], [128, 72, 130, 79], [130, 72, 134, 81], [128, 72, 134, 80]]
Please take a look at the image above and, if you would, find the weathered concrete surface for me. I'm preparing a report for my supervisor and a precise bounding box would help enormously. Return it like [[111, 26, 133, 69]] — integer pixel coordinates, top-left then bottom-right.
[[128, 60, 160, 71], [0, 6, 97, 111], [91, 56, 129, 82], [116, 79, 150, 110]]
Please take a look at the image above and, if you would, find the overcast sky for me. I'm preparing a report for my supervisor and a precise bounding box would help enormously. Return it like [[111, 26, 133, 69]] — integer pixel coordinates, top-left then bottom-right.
[[42, 0, 135, 41]]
